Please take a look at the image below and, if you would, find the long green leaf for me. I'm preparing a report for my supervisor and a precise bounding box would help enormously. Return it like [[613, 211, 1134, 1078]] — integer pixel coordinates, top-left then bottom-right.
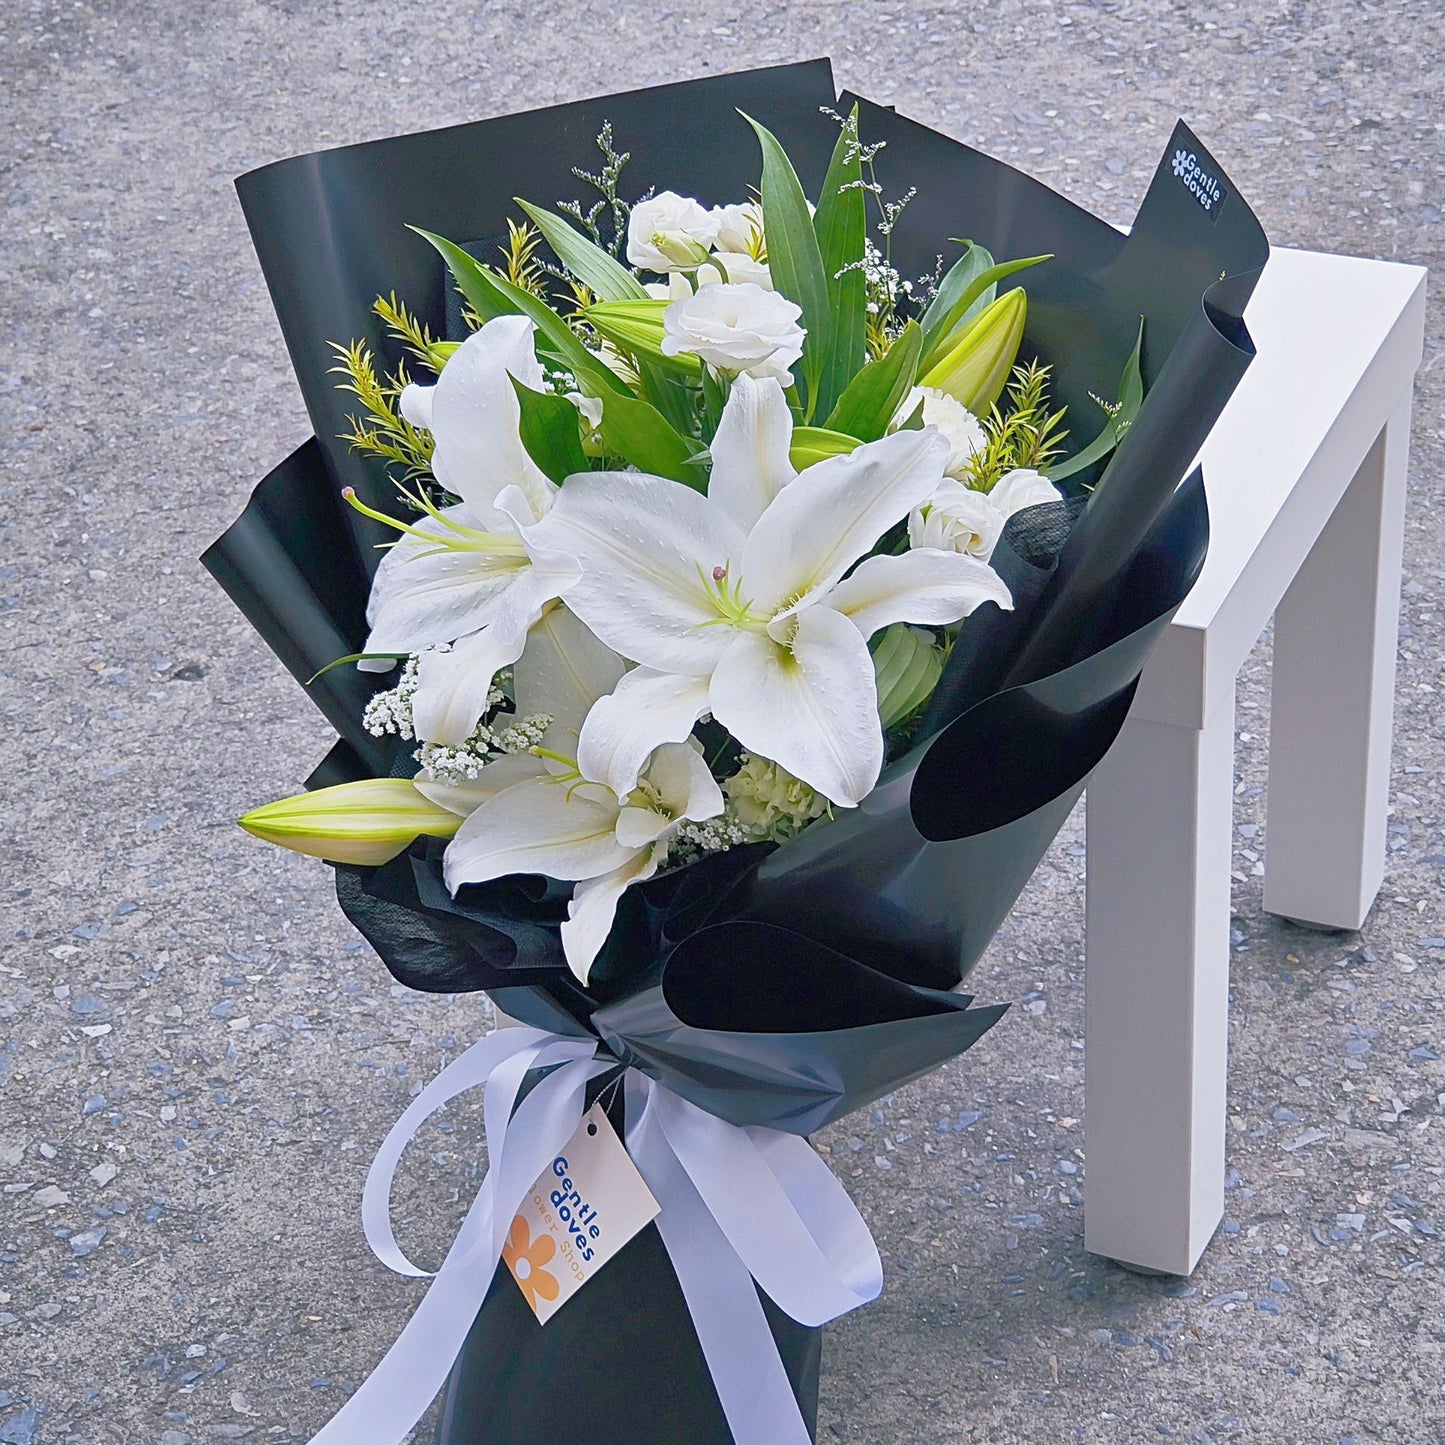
[[516, 199, 649, 302], [1048, 318, 1146, 483], [918, 253, 1052, 373], [811, 105, 867, 421], [412, 226, 629, 398], [742, 112, 833, 420], [823, 320, 923, 442], [598, 389, 703, 488], [410, 226, 518, 324], [510, 377, 588, 484], [919, 243, 989, 353]]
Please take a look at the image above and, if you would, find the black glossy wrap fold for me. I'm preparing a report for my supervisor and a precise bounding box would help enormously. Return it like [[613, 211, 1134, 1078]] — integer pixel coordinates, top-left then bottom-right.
[[204, 60, 1266, 1136]]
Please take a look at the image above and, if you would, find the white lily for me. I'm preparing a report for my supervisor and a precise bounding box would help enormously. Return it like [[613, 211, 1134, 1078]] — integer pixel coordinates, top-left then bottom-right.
[[415, 605, 722, 984], [530, 374, 1012, 808], [356, 315, 579, 744]]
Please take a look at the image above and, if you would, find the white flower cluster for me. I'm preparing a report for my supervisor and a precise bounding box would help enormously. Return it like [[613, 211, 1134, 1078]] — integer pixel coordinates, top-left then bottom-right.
[[723, 754, 831, 843], [673, 802, 753, 862], [491, 713, 553, 755], [363, 655, 421, 739]]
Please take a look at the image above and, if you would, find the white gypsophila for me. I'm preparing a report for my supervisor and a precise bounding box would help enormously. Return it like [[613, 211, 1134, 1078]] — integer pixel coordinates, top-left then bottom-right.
[[491, 713, 553, 754], [894, 386, 987, 479], [626, 192, 721, 272], [710, 201, 764, 255], [363, 655, 422, 739], [660, 283, 805, 381], [528, 374, 1012, 808]]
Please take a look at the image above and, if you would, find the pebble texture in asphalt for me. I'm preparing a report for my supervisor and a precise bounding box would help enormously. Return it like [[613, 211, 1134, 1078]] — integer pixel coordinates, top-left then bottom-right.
[[2, 2, 1444, 1441]]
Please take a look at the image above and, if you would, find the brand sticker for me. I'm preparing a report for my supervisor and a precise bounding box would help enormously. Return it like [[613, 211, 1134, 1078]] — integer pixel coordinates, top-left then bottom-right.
[[502, 1102, 660, 1324], [1171, 147, 1228, 221]]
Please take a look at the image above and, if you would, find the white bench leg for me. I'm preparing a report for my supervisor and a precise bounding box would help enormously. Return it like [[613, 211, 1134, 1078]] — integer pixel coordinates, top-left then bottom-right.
[[1263, 393, 1412, 930], [1083, 689, 1237, 1275]]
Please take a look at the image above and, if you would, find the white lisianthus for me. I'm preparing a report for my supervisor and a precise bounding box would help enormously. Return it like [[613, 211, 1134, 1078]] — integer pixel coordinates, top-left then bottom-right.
[[626, 191, 721, 272], [660, 282, 805, 381], [893, 386, 987, 479], [663, 252, 773, 296], [710, 201, 764, 255], [908, 468, 1064, 563]]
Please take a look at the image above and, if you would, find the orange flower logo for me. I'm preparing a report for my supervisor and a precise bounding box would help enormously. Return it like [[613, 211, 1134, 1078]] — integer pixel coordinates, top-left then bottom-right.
[[502, 1214, 560, 1312]]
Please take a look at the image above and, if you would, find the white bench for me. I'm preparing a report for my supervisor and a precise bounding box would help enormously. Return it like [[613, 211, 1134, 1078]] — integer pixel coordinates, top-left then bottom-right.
[[1082, 247, 1428, 1275]]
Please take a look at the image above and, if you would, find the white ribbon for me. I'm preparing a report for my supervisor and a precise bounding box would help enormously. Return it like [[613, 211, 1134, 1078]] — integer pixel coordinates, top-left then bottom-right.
[[307, 1026, 883, 1445]]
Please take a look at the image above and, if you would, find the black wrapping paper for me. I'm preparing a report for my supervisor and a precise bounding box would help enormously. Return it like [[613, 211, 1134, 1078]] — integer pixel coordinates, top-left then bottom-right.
[[204, 61, 1269, 1445]]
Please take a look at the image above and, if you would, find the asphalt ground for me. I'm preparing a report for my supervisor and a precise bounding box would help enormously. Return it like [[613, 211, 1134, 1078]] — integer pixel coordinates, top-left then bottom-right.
[[2, 2, 1444, 1440]]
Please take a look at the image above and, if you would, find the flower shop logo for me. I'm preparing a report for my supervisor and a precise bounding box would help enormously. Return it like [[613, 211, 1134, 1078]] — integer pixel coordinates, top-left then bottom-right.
[[1171, 147, 1227, 220], [502, 1214, 560, 1311]]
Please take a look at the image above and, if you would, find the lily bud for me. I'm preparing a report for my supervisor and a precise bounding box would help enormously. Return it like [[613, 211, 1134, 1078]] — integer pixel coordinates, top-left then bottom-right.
[[788, 426, 861, 472], [872, 624, 944, 731], [585, 300, 700, 376], [919, 287, 1027, 415], [238, 778, 461, 866], [650, 230, 714, 269]]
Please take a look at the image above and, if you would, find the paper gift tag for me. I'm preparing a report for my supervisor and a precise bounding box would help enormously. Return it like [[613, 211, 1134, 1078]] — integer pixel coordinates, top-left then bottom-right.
[[502, 1102, 661, 1324]]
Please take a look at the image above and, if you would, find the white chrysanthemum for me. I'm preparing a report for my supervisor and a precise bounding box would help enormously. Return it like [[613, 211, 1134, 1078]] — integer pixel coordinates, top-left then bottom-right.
[[724, 754, 829, 842]]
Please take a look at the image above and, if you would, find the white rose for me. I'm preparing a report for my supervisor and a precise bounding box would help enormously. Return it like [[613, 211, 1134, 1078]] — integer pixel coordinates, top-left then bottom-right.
[[626, 192, 721, 272], [908, 478, 1003, 560], [710, 201, 764, 255], [663, 252, 774, 297], [660, 282, 805, 380], [989, 467, 1063, 518], [908, 468, 1064, 562], [894, 386, 986, 479]]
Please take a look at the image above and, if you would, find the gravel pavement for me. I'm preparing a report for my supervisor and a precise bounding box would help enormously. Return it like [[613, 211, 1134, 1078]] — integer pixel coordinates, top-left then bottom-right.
[[3, 2, 1444, 1441]]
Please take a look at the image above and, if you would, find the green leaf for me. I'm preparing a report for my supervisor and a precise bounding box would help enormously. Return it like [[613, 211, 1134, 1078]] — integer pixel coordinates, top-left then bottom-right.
[[510, 377, 589, 484], [598, 389, 704, 488], [823, 320, 923, 442], [919, 243, 988, 350], [410, 226, 518, 324], [636, 358, 699, 438], [1048, 318, 1146, 483], [811, 105, 867, 420], [307, 652, 407, 685], [917, 253, 1052, 374], [516, 199, 650, 302], [742, 112, 833, 420], [789, 426, 862, 471], [411, 226, 629, 399]]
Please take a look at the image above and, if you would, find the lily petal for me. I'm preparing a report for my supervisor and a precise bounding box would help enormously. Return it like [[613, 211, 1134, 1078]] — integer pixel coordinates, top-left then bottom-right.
[[614, 806, 673, 850], [643, 739, 725, 823], [561, 848, 663, 984], [413, 752, 547, 818], [741, 426, 950, 616], [424, 315, 551, 524], [707, 373, 797, 532], [443, 777, 632, 892], [827, 549, 1013, 639], [576, 668, 712, 801], [514, 605, 625, 745], [411, 567, 566, 744], [710, 605, 883, 807], [362, 505, 529, 657], [528, 471, 744, 675]]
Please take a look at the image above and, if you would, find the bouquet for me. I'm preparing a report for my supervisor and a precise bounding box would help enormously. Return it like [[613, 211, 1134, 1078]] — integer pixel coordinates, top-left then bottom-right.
[[206, 60, 1267, 1445]]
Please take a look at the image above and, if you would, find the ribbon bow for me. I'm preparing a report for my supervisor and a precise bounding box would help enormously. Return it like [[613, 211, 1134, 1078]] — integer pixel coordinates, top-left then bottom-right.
[[307, 1026, 883, 1444]]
